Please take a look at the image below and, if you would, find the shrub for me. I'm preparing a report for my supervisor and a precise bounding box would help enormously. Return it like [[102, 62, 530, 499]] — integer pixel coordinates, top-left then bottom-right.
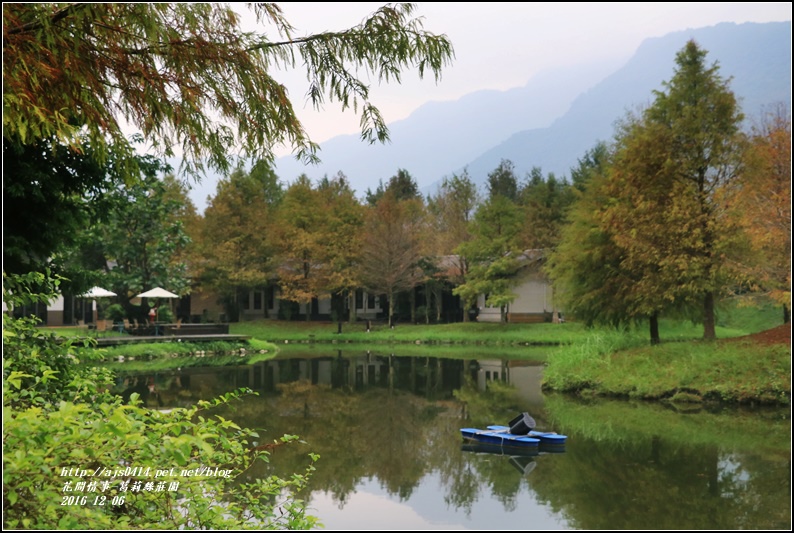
[[104, 304, 126, 323], [156, 307, 174, 323], [3, 390, 320, 529], [3, 271, 320, 529]]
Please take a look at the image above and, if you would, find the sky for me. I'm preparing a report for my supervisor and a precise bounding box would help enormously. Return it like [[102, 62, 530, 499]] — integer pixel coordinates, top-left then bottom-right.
[[254, 2, 791, 158]]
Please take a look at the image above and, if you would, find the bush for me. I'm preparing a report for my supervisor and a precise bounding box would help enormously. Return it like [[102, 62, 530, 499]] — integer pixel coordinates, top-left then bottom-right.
[[278, 300, 299, 321], [3, 390, 320, 529], [156, 307, 174, 323], [3, 271, 320, 529], [104, 304, 126, 323]]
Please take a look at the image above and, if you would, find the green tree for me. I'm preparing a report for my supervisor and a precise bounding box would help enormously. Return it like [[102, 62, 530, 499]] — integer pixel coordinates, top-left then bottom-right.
[[427, 170, 480, 320], [365, 168, 423, 206], [94, 166, 191, 318], [545, 161, 640, 333], [569, 141, 610, 192], [2, 134, 126, 276], [486, 159, 520, 203], [518, 167, 575, 250], [635, 40, 745, 340], [454, 196, 524, 323]]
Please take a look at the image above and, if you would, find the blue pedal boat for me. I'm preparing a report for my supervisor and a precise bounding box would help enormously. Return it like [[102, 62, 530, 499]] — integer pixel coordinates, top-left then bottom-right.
[[460, 412, 568, 452], [487, 425, 568, 446], [460, 427, 541, 449]]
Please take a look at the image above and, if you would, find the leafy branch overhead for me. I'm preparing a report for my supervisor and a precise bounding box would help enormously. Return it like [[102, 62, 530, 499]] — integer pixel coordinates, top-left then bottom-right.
[[2, 3, 454, 176]]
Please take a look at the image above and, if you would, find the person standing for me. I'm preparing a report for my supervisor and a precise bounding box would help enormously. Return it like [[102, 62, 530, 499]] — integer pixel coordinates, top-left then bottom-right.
[[148, 306, 157, 324]]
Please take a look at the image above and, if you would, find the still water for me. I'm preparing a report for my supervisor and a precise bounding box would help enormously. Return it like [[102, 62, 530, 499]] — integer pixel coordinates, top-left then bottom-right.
[[112, 347, 792, 530]]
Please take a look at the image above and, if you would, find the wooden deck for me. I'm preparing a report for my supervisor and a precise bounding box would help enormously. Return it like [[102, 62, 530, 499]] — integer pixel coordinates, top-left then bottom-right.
[[93, 334, 251, 347]]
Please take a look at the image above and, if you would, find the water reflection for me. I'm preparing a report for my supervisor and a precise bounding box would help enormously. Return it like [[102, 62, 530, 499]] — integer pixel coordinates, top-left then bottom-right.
[[112, 349, 547, 411], [108, 349, 791, 530]]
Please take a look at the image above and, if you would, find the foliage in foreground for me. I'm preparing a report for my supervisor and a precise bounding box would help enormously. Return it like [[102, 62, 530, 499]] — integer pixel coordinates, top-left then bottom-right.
[[3, 392, 319, 530], [3, 272, 320, 529]]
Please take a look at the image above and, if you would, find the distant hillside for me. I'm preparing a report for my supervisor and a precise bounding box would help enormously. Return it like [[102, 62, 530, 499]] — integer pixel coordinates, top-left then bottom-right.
[[189, 21, 791, 210], [454, 21, 791, 193], [270, 61, 614, 198]]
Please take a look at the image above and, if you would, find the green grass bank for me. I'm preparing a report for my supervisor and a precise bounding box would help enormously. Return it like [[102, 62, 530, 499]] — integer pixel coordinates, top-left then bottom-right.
[[47, 299, 791, 406]]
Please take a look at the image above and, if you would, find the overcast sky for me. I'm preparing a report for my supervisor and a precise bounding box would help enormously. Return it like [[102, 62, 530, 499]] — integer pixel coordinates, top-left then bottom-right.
[[261, 2, 790, 157]]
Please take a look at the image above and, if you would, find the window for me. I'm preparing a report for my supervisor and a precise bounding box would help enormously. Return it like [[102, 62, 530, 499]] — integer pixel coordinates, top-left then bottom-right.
[[355, 289, 364, 309], [253, 291, 262, 310], [266, 287, 274, 310]]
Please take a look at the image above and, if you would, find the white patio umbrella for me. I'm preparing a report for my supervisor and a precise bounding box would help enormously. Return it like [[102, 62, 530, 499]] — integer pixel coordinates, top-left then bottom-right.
[[81, 286, 117, 298], [79, 286, 116, 324], [136, 287, 179, 320], [135, 287, 178, 299]]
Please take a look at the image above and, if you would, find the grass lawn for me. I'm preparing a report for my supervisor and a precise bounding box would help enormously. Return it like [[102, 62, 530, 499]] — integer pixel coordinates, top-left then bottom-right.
[[38, 297, 790, 405]]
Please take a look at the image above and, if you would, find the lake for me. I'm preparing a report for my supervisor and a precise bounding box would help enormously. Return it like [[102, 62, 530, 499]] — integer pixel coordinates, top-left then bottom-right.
[[111, 347, 792, 530]]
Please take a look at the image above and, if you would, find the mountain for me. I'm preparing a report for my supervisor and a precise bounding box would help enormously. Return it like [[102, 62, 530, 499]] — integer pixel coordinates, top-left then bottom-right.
[[190, 21, 790, 210], [270, 60, 616, 197], [455, 21, 791, 192]]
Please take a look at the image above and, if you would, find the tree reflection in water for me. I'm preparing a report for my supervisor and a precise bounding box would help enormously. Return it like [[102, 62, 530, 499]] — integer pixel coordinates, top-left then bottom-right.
[[110, 349, 791, 530]]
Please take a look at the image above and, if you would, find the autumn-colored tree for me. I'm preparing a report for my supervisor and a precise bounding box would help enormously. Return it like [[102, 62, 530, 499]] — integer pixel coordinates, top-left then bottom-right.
[[645, 41, 745, 340], [3, 3, 454, 280], [3, 3, 454, 175], [198, 161, 282, 321], [274, 175, 331, 320], [358, 191, 425, 327], [728, 103, 792, 322], [598, 117, 703, 343], [316, 172, 366, 323], [596, 41, 745, 341], [548, 118, 727, 346]]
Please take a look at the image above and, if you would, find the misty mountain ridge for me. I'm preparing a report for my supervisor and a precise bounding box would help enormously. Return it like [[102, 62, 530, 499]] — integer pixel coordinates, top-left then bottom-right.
[[187, 20, 791, 210], [456, 21, 791, 192]]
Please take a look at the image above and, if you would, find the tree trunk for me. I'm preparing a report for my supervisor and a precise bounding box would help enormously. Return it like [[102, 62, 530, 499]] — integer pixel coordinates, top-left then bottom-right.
[[783, 304, 790, 325], [348, 290, 356, 324], [388, 291, 395, 328], [649, 313, 660, 345], [703, 291, 716, 340], [425, 284, 430, 324]]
